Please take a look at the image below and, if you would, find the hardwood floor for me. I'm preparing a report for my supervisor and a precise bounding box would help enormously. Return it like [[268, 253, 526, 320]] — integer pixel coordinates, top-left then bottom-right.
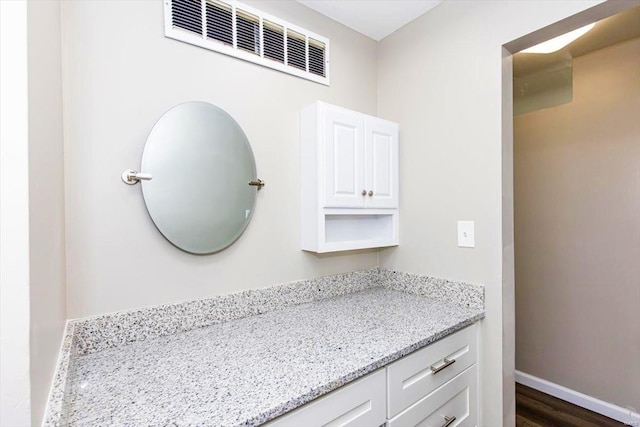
[[516, 383, 625, 427]]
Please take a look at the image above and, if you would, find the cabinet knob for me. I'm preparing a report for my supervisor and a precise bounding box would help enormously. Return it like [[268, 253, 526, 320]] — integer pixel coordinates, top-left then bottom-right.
[[368, 190, 374, 197], [361, 190, 367, 196]]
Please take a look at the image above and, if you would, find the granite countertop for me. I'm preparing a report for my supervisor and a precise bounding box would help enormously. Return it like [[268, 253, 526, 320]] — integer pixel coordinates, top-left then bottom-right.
[[62, 286, 484, 426]]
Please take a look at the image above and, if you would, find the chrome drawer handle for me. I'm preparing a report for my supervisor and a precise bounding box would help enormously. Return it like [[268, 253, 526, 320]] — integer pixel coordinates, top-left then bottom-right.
[[430, 357, 456, 374], [442, 415, 457, 427]]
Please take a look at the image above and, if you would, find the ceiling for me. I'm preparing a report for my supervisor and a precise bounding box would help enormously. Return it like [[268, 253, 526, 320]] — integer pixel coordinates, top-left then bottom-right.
[[294, 2, 639, 70], [514, 5, 640, 77], [296, 0, 444, 41]]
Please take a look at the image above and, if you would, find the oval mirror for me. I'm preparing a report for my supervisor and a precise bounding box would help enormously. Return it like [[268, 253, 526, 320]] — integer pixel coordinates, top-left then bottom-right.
[[139, 102, 260, 254]]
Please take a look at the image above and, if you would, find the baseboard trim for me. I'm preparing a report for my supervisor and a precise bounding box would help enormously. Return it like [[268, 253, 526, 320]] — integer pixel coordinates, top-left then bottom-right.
[[515, 370, 640, 425]]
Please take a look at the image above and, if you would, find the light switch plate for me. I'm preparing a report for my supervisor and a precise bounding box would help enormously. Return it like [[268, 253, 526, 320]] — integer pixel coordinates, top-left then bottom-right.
[[457, 221, 475, 248]]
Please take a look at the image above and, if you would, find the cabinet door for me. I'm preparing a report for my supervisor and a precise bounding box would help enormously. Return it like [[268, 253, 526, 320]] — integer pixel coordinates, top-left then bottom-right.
[[323, 108, 365, 208], [365, 118, 398, 209], [265, 369, 387, 427]]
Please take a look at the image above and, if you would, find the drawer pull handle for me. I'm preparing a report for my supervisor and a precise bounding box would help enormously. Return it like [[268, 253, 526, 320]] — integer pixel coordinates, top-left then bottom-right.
[[430, 358, 456, 374], [442, 415, 457, 427]]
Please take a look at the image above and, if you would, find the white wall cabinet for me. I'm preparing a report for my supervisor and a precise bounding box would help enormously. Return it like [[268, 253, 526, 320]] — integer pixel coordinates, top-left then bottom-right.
[[266, 325, 479, 427], [301, 101, 399, 253]]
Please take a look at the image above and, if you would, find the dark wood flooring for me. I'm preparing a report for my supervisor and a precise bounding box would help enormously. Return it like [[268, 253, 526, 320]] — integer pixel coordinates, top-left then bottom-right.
[[516, 383, 625, 427]]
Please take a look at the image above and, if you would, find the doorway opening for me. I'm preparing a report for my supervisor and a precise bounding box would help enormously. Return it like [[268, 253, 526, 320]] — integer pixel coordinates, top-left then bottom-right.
[[503, 3, 640, 426]]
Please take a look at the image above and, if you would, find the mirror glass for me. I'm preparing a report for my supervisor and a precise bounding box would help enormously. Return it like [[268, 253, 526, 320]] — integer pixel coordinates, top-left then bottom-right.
[[141, 102, 258, 254]]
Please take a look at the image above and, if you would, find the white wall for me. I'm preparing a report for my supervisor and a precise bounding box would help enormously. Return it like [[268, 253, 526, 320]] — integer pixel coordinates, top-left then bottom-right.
[[515, 38, 640, 411], [27, 1, 67, 424], [61, 0, 379, 318], [0, 1, 32, 425], [375, 1, 609, 424]]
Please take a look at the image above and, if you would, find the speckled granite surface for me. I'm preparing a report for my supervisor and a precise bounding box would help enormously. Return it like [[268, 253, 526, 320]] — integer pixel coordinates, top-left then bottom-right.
[[44, 322, 76, 426], [61, 289, 483, 426], [378, 269, 484, 310], [44, 268, 484, 426], [72, 269, 380, 356]]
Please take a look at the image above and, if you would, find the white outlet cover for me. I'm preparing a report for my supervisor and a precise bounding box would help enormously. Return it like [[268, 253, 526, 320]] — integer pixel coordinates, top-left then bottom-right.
[[458, 221, 475, 248]]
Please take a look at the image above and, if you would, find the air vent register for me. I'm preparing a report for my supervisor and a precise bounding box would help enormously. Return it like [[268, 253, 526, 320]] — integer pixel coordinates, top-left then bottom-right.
[[164, 0, 330, 85]]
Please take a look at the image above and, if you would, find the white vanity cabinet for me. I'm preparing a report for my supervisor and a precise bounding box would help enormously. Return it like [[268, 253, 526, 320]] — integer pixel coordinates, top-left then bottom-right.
[[265, 370, 387, 427], [386, 326, 478, 427], [387, 366, 477, 427], [301, 101, 399, 253], [265, 325, 479, 427]]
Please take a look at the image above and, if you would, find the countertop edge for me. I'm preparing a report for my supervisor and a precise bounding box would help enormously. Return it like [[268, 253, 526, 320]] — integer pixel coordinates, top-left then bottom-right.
[[43, 322, 76, 427]]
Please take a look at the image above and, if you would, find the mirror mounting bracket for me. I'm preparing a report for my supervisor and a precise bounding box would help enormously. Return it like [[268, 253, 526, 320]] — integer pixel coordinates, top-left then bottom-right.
[[122, 169, 153, 185], [248, 179, 265, 190]]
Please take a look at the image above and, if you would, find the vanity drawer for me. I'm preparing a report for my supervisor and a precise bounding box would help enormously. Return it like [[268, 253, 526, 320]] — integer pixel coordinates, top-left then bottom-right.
[[387, 325, 477, 418], [388, 365, 477, 427], [265, 369, 386, 427]]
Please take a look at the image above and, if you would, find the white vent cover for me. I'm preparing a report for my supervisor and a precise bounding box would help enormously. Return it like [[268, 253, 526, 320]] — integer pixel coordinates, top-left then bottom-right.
[[164, 0, 330, 85]]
